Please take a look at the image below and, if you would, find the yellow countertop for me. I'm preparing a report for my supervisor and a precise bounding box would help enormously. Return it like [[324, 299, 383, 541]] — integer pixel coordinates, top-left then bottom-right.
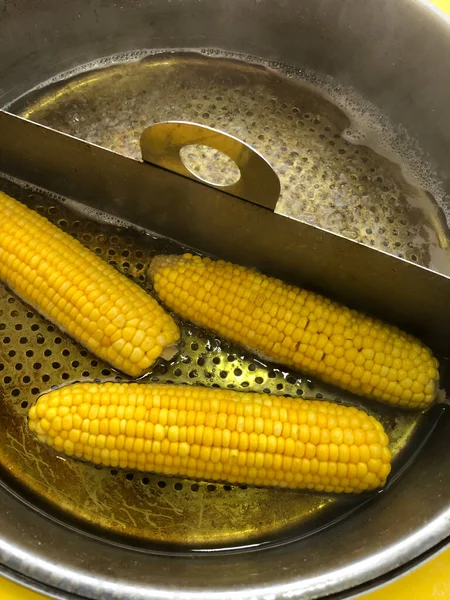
[[2, 0, 450, 598]]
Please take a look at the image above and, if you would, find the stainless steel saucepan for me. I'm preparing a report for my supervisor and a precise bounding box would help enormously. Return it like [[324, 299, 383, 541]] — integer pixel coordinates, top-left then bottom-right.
[[0, 1, 449, 598]]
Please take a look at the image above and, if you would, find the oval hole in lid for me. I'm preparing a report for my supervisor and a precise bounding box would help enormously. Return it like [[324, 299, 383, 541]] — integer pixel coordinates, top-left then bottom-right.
[[180, 144, 241, 186]]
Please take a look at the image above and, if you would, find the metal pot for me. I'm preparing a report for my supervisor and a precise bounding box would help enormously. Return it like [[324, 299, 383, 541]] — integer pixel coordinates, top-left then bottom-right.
[[0, 1, 450, 599]]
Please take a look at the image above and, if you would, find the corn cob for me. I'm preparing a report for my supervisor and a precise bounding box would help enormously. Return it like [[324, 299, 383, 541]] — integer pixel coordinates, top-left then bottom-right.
[[149, 254, 439, 410], [0, 192, 179, 376], [28, 382, 391, 493]]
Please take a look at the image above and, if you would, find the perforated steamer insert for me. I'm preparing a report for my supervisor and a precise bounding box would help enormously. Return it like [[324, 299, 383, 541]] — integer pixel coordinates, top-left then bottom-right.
[[0, 52, 449, 550]]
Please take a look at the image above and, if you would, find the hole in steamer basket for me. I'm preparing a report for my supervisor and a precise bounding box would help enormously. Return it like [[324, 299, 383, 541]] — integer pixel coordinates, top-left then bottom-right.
[[179, 144, 241, 186]]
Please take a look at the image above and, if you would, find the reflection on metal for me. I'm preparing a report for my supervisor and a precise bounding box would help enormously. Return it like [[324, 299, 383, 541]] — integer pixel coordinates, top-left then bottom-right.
[[140, 121, 280, 210], [0, 0, 450, 592]]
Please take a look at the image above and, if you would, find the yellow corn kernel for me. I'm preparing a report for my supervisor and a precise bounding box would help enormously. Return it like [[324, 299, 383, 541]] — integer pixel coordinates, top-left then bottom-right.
[[149, 254, 438, 410], [0, 192, 179, 376], [29, 382, 392, 494]]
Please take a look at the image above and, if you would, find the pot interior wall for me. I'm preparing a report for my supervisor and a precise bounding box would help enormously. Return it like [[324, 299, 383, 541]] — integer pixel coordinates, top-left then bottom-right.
[[0, 1, 450, 600]]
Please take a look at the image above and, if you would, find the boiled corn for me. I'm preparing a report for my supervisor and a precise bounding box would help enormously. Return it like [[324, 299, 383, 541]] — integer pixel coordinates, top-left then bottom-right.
[[149, 254, 439, 409], [0, 192, 179, 376], [28, 382, 391, 493]]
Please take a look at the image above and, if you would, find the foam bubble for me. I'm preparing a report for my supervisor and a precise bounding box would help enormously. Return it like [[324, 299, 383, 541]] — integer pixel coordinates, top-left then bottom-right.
[[64, 200, 133, 229], [199, 48, 449, 225], [296, 72, 450, 225], [58, 197, 164, 242], [0, 173, 161, 240], [0, 173, 69, 205], [2, 49, 178, 111]]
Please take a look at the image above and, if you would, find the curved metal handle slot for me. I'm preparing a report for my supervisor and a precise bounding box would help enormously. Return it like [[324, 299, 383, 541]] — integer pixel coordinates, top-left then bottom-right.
[[140, 121, 280, 211]]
